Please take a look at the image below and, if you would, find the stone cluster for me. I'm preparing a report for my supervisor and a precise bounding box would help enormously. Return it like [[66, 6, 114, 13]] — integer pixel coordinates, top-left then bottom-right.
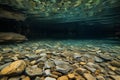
[[0, 40, 120, 80]]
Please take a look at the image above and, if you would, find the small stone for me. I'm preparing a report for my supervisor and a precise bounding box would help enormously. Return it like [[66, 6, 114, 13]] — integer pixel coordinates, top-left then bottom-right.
[[50, 74, 59, 78], [94, 56, 103, 63], [84, 65, 96, 73], [110, 75, 120, 80], [2, 47, 12, 53], [25, 65, 42, 76], [79, 62, 86, 65], [73, 53, 82, 59], [30, 60, 37, 65], [75, 68, 87, 75], [115, 68, 120, 75], [83, 73, 96, 80], [35, 49, 46, 54], [67, 73, 75, 79], [99, 54, 112, 61], [0, 60, 26, 76], [96, 76, 105, 80], [8, 76, 21, 80], [45, 77, 56, 80], [34, 77, 44, 80], [22, 76, 30, 80], [54, 60, 72, 74], [52, 71, 62, 76], [44, 60, 55, 69], [25, 54, 39, 60], [0, 77, 8, 80], [44, 69, 51, 76], [57, 76, 68, 80], [108, 66, 117, 71], [110, 61, 120, 68]]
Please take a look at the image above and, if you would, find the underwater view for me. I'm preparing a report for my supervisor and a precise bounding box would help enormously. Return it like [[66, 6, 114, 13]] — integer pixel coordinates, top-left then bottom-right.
[[0, 0, 120, 80]]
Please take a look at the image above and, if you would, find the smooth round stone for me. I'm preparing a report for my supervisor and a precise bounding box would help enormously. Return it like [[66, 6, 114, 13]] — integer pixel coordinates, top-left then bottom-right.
[[94, 56, 103, 63], [57, 76, 68, 80], [45, 77, 56, 80], [0, 60, 26, 76], [25, 65, 42, 76]]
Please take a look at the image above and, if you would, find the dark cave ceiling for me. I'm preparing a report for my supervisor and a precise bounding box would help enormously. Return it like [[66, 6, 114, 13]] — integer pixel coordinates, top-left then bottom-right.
[[0, 0, 120, 24]]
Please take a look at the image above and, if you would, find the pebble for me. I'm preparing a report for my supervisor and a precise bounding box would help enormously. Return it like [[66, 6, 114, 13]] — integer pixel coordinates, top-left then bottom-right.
[[57, 76, 68, 80], [25, 54, 39, 60], [75, 68, 87, 75], [96, 76, 105, 80], [110, 60, 120, 67], [99, 54, 112, 61], [56, 65, 72, 74], [84, 65, 96, 73], [25, 65, 42, 76], [110, 75, 120, 80], [0, 60, 26, 76], [79, 62, 86, 65], [94, 56, 104, 63], [22, 76, 31, 80], [44, 60, 55, 69], [44, 69, 51, 76], [67, 73, 75, 79], [8, 76, 21, 80], [73, 53, 82, 59], [54, 60, 72, 74], [45, 77, 56, 80], [83, 73, 96, 80]]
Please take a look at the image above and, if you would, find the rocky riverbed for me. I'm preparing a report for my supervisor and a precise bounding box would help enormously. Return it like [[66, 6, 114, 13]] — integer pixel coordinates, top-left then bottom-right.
[[0, 39, 120, 80]]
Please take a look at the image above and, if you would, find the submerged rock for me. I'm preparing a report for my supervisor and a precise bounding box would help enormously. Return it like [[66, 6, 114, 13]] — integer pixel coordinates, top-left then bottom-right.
[[0, 8, 26, 21], [25, 65, 42, 76], [45, 77, 56, 80], [54, 60, 73, 74], [0, 60, 26, 76], [83, 73, 96, 80], [0, 32, 27, 42]]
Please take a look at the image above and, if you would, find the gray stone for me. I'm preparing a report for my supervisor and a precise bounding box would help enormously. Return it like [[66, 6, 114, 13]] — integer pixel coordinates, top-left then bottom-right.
[[25, 65, 42, 76], [25, 54, 40, 60], [34, 77, 41, 80], [83, 73, 96, 80], [94, 56, 104, 63], [45, 77, 56, 80], [44, 69, 51, 76], [115, 68, 120, 75], [96, 76, 105, 80], [84, 65, 96, 73], [54, 60, 72, 74], [44, 60, 55, 69], [99, 54, 112, 61], [73, 53, 82, 59]]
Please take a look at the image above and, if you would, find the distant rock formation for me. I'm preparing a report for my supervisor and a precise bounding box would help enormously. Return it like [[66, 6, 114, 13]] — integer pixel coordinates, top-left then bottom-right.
[[0, 8, 26, 21], [0, 32, 27, 42]]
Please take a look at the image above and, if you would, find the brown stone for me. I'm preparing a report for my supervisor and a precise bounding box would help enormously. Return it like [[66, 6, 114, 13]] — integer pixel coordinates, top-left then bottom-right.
[[67, 73, 75, 79], [83, 73, 96, 80], [110, 75, 120, 80], [0, 77, 8, 80], [110, 61, 120, 68], [80, 62, 86, 65], [22, 76, 31, 80], [52, 71, 62, 76], [57, 76, 68, 80], [0, 60, 26, 76]]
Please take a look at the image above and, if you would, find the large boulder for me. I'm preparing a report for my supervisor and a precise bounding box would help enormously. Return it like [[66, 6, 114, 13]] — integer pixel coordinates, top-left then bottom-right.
[[0, 32, 27, 42]]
